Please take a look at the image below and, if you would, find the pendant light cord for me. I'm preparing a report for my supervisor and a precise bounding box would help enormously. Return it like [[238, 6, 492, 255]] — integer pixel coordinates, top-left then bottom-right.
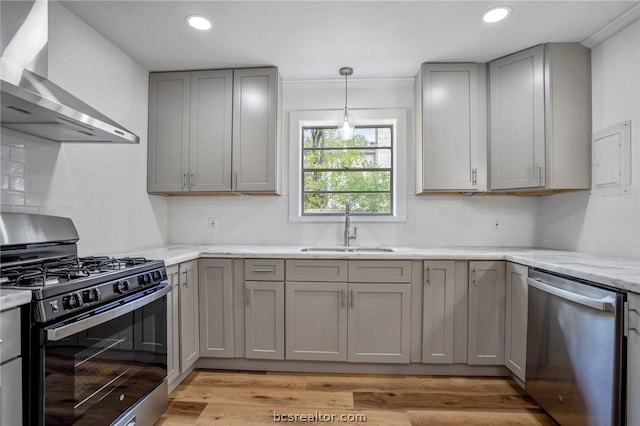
[[344, 72, 349, 114]]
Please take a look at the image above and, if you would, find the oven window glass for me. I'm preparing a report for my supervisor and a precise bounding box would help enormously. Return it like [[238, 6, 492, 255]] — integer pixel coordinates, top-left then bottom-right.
[[44, 296, 167, 426]]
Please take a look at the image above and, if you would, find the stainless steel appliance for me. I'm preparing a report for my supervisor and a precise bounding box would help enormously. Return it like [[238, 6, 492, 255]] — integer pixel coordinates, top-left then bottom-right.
[[526, 269, 626, 426], [1, 1, 140, 143], [0, 213, 168, 425]]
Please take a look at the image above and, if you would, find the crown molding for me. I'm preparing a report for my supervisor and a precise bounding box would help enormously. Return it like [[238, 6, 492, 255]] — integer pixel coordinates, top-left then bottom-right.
[[282, 77, 415, 90], [582, 3, 640, 49]]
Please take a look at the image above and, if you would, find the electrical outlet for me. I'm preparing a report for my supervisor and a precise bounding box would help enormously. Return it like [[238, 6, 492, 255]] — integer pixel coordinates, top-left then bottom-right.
[[208, 217, 217, 231], [492, 217, 501, 232]]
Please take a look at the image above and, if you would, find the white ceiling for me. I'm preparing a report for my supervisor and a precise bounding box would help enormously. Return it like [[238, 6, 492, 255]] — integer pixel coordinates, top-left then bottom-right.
[[61, 1, 639, 79]]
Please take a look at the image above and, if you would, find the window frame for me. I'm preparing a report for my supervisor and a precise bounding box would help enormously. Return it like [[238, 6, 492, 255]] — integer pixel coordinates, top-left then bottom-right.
[[288, 109, 408, 223], [301, 125, 394, 217]]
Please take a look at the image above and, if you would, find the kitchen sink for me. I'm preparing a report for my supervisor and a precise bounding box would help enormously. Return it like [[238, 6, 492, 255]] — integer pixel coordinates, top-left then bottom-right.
[[300, 247, 395, 252]]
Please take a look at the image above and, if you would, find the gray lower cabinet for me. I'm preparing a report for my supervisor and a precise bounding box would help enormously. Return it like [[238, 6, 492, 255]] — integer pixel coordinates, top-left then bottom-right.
[[166, 265, 180, 383], [628, 292, 640, 426], [245, 281, 285, 360], [199, 259, 235, 357], [422, 261, 456, 363], [348, 283, 411, 363], [285, 281, 348, 361], [505, 262, 528, 382], [178, 260, 200, 371], [468, 261, 506, 365], [1, 307, 22, 426], [284, 260, 412, 364]]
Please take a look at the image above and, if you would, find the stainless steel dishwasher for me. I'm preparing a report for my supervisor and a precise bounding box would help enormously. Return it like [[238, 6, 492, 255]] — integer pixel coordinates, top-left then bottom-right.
[[526, 269, 626, 426]]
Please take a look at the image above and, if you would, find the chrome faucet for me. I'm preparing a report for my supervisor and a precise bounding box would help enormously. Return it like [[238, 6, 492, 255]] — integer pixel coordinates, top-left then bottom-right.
[[344, 201, 357, 247]]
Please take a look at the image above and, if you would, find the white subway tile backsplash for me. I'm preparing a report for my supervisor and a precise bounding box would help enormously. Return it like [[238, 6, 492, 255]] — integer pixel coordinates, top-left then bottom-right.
[[1, 190, 25, 206], [1, 160, 25, 176], [1, 175, 8, 190]]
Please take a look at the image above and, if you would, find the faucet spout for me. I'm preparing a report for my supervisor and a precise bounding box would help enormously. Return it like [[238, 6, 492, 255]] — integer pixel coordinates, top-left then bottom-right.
[[344, 201, 357, 247]]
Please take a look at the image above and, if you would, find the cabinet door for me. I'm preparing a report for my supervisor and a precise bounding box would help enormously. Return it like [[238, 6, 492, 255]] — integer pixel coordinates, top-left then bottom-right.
[[199, 259, 235, 357], [505, 263, 528, 382], [468, 261, 506, 365], [419, 63, 479, 191], [179, 260, 199, 371], [1, 357, 22, 426], [285, 282, 348, 361], [490, 45, 545, 190], [422, 261, 455, 364], [148, 72, 190, 192], [628, 293, 640, 426], [166, 265, 180, 384], [245, 281, 284, 359], [190, 70, 233, 192], [232, 68, 279, 192], [348, 283, 411, 363]]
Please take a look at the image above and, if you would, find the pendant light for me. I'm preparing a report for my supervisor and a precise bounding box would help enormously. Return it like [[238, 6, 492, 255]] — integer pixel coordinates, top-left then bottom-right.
[[337, 67, 355, 140]]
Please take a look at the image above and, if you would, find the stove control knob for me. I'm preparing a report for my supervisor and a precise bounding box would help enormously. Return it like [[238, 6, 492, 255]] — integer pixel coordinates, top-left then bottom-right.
[[82, 288, 102, 303], [138, 274, 151, 285], [63, 293, 83, 310], [153, 270, 161, 280], [114, 280, 130, 294]]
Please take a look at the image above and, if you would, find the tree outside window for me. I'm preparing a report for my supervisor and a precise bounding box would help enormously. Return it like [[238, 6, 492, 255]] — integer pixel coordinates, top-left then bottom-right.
[[302, 126, 393, 215]]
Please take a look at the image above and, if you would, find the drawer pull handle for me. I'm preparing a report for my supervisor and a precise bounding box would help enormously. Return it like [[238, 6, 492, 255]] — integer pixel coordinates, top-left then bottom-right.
[[253, 268, 274, 273], [425, 266, 430, 286]]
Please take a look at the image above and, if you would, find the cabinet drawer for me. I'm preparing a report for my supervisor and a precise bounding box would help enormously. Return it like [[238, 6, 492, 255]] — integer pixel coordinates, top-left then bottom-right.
[[245, 259, 285, 281], [286, 260, 348, 282], [349, 261, 412, 283], [1, 307, 21, 363]]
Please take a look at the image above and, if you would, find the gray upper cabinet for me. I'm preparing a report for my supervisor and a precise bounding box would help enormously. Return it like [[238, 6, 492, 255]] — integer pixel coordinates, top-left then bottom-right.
[[489, 43, 591, 192], [148, 67, 280, 194], [415, 63, 486, 192], [148, 72, 190, 193], [233, 68, 281, 193]]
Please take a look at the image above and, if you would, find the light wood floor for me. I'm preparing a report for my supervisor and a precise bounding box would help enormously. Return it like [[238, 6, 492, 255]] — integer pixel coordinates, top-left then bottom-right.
[[156, 370, 557, 425]]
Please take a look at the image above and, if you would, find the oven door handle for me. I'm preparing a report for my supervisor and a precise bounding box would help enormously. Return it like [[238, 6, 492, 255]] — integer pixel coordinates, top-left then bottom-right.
[[527, 277, 615, 312], [45, 284, 170, 341]]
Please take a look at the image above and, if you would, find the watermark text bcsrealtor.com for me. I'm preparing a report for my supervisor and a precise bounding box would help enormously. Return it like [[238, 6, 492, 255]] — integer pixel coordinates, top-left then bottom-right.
[[273, 411, 367, 423]]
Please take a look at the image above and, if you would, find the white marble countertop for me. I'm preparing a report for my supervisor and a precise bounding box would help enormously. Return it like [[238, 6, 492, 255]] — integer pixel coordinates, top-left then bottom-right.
[[0, 289, 32, 311], [114, 244, 640, 294]]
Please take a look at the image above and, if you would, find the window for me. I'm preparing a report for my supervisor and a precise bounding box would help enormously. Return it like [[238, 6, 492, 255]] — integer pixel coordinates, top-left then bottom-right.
[[288, 108, 407, 222], [302, 126, 393, 215]]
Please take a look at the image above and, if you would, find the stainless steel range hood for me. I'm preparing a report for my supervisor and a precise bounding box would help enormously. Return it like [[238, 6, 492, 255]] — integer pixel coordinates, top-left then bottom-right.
[[0, 0, 140, 144]]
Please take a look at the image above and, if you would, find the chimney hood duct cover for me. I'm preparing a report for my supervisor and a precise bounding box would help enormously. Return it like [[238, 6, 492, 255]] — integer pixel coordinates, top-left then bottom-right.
[[1, 69, 140, 144], [0, 0, 139, 144]]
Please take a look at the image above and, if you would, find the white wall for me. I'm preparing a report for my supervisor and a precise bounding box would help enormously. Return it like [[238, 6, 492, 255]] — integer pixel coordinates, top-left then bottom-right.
[[538, 20, 640, 260], [168, 79, 539, 247], [0, 2, 168, 255]]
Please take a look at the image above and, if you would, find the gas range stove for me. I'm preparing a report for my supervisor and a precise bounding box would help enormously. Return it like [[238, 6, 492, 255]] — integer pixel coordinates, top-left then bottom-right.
[[0, 213, 168, 323], [1, 213, 170, 426]]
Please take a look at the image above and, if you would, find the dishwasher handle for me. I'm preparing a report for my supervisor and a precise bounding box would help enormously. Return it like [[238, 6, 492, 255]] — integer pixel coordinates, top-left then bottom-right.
[[527, 277, 616, 312]]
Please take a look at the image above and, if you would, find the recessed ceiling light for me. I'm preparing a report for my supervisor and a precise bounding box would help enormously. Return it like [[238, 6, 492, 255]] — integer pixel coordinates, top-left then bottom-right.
[[482, 6, 511, 23], [186, 14, 212, 31]]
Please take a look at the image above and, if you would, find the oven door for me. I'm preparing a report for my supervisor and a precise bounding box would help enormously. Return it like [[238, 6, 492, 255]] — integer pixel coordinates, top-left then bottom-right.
[[41, 284, 169, 426]]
